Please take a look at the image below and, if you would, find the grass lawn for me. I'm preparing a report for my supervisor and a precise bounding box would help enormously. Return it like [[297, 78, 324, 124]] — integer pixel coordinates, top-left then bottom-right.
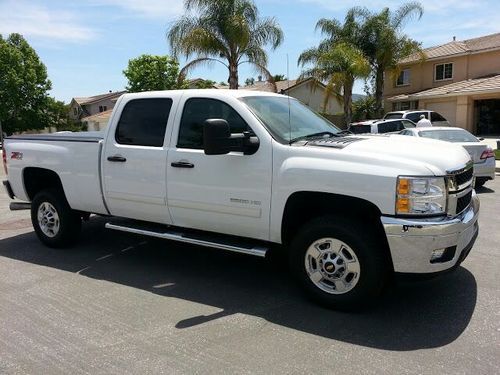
[[496, 149, 500, 160]]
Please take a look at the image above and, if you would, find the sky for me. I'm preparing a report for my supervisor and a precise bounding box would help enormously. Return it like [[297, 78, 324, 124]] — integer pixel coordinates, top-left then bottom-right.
[[0, 0, 499, 103]]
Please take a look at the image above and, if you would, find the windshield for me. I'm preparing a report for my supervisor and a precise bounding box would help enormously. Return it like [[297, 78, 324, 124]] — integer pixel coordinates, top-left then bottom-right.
[[384, 113, 403, 119], [419, 129, 478, 143], [240, 96, 340, 143]]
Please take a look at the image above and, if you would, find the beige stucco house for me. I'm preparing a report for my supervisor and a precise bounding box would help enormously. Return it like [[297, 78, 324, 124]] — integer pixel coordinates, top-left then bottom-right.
[[245, 78, 343, 115], [70, 91, 125, 121], [384, 32, 500, 135]]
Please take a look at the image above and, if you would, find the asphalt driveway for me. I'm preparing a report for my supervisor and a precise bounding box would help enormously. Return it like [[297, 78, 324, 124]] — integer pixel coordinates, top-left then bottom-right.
[[0, 170, 499, 374]]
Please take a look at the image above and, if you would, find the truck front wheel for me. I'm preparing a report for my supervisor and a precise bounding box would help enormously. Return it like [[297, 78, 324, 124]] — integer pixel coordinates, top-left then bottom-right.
[[31, 189, 81, 248], [289, 215, 389, 310]]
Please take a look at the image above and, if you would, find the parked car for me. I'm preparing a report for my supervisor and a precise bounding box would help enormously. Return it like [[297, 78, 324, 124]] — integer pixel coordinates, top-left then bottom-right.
[[2, 90, 479, 310], [384, 110, 450, 127], [398, 127, 496, 187], [348, 119, 416, 134]]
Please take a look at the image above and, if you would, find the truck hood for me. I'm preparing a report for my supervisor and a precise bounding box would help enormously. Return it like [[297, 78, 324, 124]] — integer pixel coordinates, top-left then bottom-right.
[[306, 134, 472, 175]]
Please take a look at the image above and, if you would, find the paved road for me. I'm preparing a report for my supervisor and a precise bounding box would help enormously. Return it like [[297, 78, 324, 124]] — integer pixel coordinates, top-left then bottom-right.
[[0, 171, 499, 374]]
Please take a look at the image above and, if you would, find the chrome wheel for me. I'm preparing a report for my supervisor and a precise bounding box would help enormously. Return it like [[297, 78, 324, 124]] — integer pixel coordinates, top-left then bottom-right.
[[37, 202, 60, 238], [304, 238, 360, 294]]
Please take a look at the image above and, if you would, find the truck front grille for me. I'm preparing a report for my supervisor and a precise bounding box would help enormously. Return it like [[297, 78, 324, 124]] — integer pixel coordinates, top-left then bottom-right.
[[454, 168, 473, 187], [447, 163, 474, 215], [456, 190, 472, 214]]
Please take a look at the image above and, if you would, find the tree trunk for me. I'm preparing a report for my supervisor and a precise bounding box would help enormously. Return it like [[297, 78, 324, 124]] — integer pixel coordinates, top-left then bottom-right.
[[343, 80, 353, 126], [228, 61, 239, 89], [374, 67, 384, 117]]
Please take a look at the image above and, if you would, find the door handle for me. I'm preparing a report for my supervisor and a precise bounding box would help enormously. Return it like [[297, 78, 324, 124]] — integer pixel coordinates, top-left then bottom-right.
[[107, 155, 127, 162], [171, 161, 194, 168]]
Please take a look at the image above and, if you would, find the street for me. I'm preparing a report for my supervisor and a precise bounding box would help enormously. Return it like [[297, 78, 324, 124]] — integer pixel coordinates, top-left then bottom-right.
[[0, 170, 499, 374]]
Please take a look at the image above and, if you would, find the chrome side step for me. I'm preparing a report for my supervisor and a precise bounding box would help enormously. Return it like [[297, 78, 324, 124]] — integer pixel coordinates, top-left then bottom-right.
[[105, 223, 268, 257]]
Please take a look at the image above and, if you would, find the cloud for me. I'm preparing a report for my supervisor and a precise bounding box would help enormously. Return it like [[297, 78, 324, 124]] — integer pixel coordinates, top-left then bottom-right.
[[0, 0, 98, 43], [97, 0, 184, 19]]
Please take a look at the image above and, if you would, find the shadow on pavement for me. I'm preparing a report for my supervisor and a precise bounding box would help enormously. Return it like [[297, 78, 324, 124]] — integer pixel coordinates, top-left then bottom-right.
[[0, 217, 477, 351]]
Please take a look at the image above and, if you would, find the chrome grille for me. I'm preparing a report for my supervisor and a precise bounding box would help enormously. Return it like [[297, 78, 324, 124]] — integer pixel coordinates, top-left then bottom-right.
[[447, 163, 474, 215], [456, 190, 472, 214]]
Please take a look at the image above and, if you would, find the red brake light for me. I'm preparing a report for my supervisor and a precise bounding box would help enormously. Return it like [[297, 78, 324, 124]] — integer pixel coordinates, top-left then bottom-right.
[[480, 148, 494, 160], [2, 148, 7, 175]]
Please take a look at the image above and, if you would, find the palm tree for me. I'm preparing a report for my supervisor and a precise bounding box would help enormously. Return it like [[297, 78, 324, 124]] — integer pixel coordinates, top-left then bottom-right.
[[298, 12, 370, 125], [354, 2, 424, 116], [168, 0, 283, 90]]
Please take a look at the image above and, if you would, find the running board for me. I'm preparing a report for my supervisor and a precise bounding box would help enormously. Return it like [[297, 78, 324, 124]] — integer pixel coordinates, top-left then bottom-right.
[[9, 202, 31, 211], [105, 222, 268, 257]]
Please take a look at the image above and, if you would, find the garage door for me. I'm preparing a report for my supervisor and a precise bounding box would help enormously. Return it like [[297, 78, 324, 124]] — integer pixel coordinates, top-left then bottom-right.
[[426, 101, 456, 125]]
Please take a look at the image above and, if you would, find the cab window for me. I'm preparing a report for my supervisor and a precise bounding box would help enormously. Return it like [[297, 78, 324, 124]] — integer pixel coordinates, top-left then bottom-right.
[[115, 98, 172, 147], [177, 98, 250, 149]]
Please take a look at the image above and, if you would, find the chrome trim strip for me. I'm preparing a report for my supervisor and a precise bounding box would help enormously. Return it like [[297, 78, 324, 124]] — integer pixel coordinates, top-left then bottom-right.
[[105, 223, 268, 257]]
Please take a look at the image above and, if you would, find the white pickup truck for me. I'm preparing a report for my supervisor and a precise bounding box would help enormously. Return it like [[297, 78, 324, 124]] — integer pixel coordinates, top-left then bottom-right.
[[2, 90, 479, 310]]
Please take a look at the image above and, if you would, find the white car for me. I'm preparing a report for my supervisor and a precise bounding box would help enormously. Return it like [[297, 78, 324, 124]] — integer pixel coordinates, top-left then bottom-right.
[[2, 90, 479, 310], [384, 110, 450, 127], [348, 119, 416, 134], [399, 127, 496, 187]]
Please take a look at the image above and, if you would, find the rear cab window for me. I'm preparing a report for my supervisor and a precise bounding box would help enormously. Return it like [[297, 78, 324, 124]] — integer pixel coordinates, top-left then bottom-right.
[[377, 121, 401, 133], [116, 98, 173, 147], [405, 112, 427, 123], [177, 98, 250, 149], [384, 113, 403, 120], [348, 125, 371, 134], [431, 112, 447, 122]]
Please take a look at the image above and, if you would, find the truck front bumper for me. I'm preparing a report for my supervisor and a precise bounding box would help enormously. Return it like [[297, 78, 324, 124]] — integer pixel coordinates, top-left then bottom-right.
[[381, 192, 480, 274]]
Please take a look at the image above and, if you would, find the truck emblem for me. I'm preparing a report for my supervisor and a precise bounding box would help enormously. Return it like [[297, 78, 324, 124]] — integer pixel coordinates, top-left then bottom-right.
[[11, 152, 23, 160]]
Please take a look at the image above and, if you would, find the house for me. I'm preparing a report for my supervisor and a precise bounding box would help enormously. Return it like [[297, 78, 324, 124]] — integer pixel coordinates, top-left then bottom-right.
[[384, 32, 500, 135], [82, 109, 113, 131], [244, 78, 342, 115], [69, 90, 125, 121]]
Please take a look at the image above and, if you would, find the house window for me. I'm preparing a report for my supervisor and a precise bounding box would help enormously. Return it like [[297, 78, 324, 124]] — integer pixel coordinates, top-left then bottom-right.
[[392, 101, 419, 111], [73, 107, 78, 116], [396, 69, 410, 86], [99, 105, 107, 112], [435, 63, 453, 81]]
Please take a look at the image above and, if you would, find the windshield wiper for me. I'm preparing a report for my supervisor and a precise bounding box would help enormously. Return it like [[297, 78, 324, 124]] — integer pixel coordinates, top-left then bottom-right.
[[289, 131, 336, 144]]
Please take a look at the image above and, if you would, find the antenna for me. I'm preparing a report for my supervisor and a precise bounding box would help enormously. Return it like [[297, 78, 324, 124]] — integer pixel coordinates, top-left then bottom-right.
[[287, 54, 291, 144]]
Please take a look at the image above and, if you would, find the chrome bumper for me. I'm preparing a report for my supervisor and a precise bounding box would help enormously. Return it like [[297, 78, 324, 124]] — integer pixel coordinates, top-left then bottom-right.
[[381, 192, 480, 273]]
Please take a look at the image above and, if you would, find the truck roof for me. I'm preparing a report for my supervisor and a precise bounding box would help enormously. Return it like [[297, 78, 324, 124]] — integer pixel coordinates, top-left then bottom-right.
[[121, 89, 287, 101]]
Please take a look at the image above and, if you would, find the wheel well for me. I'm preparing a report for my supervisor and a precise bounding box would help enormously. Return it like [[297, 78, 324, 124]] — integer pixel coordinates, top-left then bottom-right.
[[281, 191, 393, 269], [23, 168, 64, 201]]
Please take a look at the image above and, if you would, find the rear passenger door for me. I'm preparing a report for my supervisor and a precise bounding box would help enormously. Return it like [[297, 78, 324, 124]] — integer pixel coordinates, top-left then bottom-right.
[[103, 98, 174, 224]]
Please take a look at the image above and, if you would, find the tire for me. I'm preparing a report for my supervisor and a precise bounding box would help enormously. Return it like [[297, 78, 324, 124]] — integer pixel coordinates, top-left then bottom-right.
[[289, 215, 390, 311], [474, 177, 487, 188], [31, 188, 81, 248]]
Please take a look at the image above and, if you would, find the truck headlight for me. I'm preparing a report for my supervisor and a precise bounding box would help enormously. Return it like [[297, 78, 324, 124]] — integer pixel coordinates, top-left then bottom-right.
[[396, 176, 446, 215]]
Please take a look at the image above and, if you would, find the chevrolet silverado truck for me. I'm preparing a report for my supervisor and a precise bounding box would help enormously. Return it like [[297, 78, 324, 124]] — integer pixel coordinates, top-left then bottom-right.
[[2, 90, 480, 309]]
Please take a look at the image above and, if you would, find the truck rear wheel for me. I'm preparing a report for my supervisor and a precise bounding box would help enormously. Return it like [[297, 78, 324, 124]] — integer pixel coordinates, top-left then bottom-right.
[[31, 189, 81, 248], [289, 215, 389, 310]]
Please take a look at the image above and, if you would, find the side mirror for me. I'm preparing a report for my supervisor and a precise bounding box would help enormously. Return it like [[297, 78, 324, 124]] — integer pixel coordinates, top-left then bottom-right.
[[203, 119, 259, 155], [203, 119, 231, 155]]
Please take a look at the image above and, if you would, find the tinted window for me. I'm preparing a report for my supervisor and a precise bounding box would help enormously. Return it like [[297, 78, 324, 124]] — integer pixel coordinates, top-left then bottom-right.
[[431, 112, 447, 122], [406, 112, 427, 123], [178, 98, 249, 149], [116, 99, 172, 147], [384, 113, 403, 119], [378, 121, 400, 133], [348, 125, 371, 134]]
